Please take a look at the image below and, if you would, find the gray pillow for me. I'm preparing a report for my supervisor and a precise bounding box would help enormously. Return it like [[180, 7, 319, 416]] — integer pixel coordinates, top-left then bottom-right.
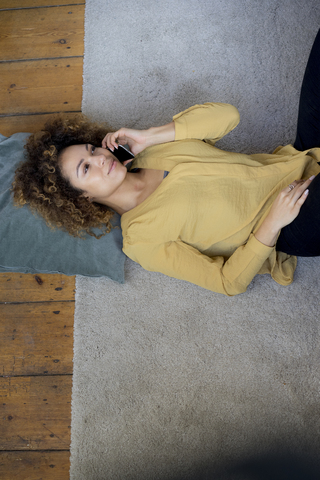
[[0, 132, 125, 282]]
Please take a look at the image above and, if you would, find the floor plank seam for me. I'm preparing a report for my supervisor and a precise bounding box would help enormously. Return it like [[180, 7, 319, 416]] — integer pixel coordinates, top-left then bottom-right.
[[1, 374, 73, 378], [0, 56, 83, 64], [0, 3, 85, 12], [0, 300, 75, 305], [0, 449, 71, 452], [0, 111, 82, 118]]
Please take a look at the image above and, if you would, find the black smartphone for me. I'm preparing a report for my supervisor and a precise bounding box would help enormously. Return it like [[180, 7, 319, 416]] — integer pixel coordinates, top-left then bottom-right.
[[108, 144, 134, 164]]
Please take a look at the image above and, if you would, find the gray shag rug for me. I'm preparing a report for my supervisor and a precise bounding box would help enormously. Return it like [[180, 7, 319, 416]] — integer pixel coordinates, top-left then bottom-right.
[[70, 1, 320, 479]]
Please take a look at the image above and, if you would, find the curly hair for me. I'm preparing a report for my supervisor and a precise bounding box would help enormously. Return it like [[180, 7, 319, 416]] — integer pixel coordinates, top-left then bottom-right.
[[12, 114, 115, 238]]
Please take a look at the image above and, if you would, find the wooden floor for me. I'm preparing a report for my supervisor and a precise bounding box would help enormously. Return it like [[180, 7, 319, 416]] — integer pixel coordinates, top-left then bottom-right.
[[0, 1, 85, 478]]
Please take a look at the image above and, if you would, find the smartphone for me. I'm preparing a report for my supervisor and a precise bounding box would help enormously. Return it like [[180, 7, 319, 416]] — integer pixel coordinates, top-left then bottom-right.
[[108, 144, 134, 163]]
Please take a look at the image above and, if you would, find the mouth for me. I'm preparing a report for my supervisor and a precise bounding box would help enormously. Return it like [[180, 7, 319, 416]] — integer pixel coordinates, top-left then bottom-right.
[[108, 159, 116, 174]]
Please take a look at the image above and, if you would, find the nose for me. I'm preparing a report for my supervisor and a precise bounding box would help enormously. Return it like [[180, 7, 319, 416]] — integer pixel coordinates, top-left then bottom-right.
[[91, 154, 105, 168]]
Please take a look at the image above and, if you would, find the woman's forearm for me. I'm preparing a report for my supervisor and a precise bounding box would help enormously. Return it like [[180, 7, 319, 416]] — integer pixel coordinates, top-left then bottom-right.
[[145, 122, 175, 147]]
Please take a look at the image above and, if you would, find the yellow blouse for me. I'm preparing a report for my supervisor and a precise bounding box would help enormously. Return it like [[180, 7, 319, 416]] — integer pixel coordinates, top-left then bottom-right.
[[121, 103, 320, 296]]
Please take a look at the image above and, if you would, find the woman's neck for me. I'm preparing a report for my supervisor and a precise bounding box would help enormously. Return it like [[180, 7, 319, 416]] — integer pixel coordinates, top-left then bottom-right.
[[98, 169, 164, 216], [100, 171, 145, 215]]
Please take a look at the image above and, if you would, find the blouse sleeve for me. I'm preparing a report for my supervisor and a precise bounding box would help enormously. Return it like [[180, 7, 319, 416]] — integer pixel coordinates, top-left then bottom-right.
[[123, 234, 273, 296], [173, 102, 240, 145]]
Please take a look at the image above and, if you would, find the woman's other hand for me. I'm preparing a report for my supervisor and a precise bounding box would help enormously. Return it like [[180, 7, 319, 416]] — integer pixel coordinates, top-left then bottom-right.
[[102, 122, 175, 156], [255, 176, 315, 247]]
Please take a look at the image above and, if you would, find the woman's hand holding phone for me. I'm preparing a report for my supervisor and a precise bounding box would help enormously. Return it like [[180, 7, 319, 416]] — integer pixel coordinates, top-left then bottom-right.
[[102, 122, 175, 156], [102, 128, 149, 156]]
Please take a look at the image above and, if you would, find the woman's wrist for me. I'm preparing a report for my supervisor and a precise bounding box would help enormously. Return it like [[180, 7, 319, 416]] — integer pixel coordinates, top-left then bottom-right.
[[146, 122, 175, 147], [254, 217, 280, 247]]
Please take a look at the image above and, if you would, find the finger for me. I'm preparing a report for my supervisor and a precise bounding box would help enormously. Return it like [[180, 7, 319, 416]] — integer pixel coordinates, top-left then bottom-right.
[[287, 176, 314, 195], [287, 180, 301, 192], [101, 134, 109, 148], [295, 188, 309, 207], [109, 133, 118, 150], [107, 132, 120, 152], [294, 175, 315, 195], [102, 132, 116, 149]]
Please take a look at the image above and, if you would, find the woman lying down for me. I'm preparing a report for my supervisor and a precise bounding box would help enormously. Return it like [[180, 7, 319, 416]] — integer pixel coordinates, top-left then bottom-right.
[[12, 32, 320, 296]]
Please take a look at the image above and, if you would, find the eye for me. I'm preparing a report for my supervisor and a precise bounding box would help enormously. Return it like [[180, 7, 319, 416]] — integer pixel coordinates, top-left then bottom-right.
[[91, 145, 96, 154], [84, 163, 89, 174]]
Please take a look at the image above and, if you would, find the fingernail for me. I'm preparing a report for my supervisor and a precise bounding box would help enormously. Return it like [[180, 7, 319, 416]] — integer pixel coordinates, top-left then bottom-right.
[[309, 175, 315, 180], [304, 189, 309, 195]]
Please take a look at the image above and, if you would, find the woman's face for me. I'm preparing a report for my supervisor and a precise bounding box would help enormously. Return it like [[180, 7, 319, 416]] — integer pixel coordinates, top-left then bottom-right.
[[60, 144, 127, 203]]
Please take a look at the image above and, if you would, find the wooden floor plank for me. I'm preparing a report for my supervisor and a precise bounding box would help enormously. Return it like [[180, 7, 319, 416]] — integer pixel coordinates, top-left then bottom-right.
[[1, 375, 72, 450], [0, 302, 74, 376], [0, 112, 82, 137], [0, 273, 75, 303], [0, 5, 84, 61], [0, 0, 84, 8], [0, 451, 70, 480], [0, 57, 83, 115]]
